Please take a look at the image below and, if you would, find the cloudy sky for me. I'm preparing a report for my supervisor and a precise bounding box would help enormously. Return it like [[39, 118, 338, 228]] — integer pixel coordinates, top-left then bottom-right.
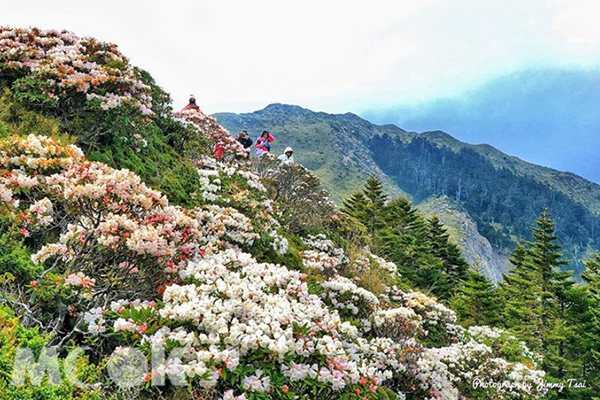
[[3, 0, 600, 114]]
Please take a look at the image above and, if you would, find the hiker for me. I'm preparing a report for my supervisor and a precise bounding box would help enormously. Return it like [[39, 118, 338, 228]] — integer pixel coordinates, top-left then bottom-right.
[[212, 142, 225, 159], [182, 94, 200, 112], [255, 131, 275, 156], [236, 130, 253, 149], [278, 146, 294, 164]]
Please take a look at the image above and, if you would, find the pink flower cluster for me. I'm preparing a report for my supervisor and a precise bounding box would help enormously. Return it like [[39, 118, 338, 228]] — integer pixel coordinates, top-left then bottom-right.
[[64, 272, 95, 289], [175, 108, 247, 159], [0, 27, 153, 115], [0, 131, 547, 400], [0, 134, 257, 303]]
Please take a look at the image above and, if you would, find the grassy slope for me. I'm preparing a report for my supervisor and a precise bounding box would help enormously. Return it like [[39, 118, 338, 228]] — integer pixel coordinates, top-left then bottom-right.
[[214, 104, 406, 204], [216, 104, 600, 277], [217, 104, 600, 216]]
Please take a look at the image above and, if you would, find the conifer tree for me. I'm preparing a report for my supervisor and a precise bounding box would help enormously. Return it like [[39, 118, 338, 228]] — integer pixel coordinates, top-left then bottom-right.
[[342, 179, 471, 300], [373, 198, 432, 285], [527, 209, 572, 375], [582, 253, 600, 296], [428, 216, 469, 287], [343, 176, 388, 235], [342, 191, 367, 218], [451, 267, 502, 327], [500, 243, 543, 349], [501, 209, 576, 381], [576, 254, 600, 396], [363, 175, 388, 207]]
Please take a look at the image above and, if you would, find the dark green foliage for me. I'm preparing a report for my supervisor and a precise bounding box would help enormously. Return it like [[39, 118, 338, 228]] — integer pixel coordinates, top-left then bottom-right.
[[342, 192, 367, 219], [497, 210, 600, 399], [428, 216, 469, 287], [369, 134, 599, 276], [343, 177, 469, 299], [363, 175, 388, 207], [450, 268, 502, 327], [501, 210, 573, 354], [582, 253, 600, 295], [574, 254, 600, 397], [0, 72, 209, 207], [500, 241, 544, 348]]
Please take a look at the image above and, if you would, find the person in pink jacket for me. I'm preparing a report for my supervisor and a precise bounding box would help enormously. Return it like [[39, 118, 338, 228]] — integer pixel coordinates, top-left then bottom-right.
[[255, 131, 275, 156]]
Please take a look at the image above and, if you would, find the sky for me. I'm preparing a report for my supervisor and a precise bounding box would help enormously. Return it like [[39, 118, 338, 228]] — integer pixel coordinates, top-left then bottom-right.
[[363, 67, 600, 182], [4, 0, 600, 114], [3, 0, 600, 182]]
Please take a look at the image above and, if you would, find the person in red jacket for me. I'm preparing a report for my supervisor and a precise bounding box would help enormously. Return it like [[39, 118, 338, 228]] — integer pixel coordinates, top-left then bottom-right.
[[182, 95, 200, 112], [212, 142, 225, 159], [255, 131, 275, 156]]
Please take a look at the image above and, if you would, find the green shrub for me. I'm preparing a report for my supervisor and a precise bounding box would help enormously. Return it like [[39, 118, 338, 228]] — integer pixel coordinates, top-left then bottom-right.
[[0, 90, 62, 137], [0, 306, 102, 400], [0, 120, 7, 137], [0, 236, 41, 284]]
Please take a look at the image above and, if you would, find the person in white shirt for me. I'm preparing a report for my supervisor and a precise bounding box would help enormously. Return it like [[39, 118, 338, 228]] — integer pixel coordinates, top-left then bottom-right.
[[278, 147, 294, 164]]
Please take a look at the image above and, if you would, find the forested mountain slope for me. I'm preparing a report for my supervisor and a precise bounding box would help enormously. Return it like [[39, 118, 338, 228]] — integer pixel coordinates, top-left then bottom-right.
[[0, 26, 565, 400], [216, 104, 600, 275]]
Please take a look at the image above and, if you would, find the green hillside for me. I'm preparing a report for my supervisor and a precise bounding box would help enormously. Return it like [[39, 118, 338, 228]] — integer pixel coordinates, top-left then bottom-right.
[[215, 104, 600, 275], [2, 26, 600, 400], [215, 104, 407, 203]]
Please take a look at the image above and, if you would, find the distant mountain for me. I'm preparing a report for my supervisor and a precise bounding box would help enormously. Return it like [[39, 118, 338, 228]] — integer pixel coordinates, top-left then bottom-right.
[[214, 104, 406, 203], [215, 104, 600, 277], [363, 68, 600, 184]]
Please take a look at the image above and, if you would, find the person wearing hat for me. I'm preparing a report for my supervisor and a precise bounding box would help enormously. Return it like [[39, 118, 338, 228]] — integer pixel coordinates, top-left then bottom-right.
[[182, 94, 200, 111], [236, 130, 253, 149], [278, 147, 294, 164]]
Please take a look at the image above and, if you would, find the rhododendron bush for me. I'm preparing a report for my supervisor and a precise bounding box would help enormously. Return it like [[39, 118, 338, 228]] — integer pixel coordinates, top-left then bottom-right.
[[253, 154, 336, 233], [0, 27, 152, 114], [175, 109, 247, 161], [0, 134, 546, 400], [0, 135, 257, 341], [0, 27, 212, 206], [0, 27, 548, 400]]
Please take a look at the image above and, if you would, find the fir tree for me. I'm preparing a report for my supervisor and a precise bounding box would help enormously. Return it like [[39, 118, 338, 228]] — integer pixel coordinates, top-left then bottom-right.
[[582, 253, 600, 296], [342, 178, 470, 300], [451, 267, 502, 327], [527, 209, 571, 375], [342, 191, 367, 218], [363, 175, 388, 207], [501, 209, 579, 387], [373, 198, 433, 286], [500, 241, 543, 348], [428, 216, 469, 288], [575, 254, 600, 396], [343, 176, 388, 235]]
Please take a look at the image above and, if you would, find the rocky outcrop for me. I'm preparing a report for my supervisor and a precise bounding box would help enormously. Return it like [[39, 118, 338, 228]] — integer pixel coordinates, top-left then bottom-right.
[[418, 196, 513, 282]]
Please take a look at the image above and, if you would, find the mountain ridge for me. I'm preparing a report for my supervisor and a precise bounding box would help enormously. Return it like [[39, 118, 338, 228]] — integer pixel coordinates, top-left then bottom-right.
[[215, 103, 600, 276], [215, 102, 600, 214], [363, 68, 600, 184]]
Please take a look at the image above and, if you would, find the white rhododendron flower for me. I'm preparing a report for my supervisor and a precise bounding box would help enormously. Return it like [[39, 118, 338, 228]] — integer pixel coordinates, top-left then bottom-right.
[[0, 133, 546, 400]]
